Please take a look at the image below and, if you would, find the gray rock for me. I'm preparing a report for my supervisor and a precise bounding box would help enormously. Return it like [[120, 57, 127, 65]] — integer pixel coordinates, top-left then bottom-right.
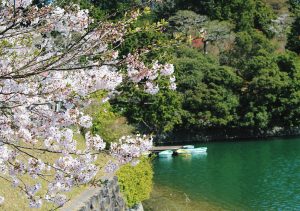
[[60, 176, 128, 211]]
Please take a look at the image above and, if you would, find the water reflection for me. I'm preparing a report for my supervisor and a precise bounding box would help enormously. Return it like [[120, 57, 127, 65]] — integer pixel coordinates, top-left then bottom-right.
[[190, 152, 207, 158]]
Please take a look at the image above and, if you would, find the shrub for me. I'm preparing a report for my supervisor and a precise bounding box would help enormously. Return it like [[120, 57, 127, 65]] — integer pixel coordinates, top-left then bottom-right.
[[116, 158, 153, 208], [91, 105, 134, 144], [84, 91, 134, 144]]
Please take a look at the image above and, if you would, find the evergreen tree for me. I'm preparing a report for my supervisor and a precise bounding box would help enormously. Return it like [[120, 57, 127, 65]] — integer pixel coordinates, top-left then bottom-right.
[[287, 14, 300, 54]]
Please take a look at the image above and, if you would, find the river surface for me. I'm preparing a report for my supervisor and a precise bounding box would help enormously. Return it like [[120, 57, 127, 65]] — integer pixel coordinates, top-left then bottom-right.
[[143, 137, 300, 210]]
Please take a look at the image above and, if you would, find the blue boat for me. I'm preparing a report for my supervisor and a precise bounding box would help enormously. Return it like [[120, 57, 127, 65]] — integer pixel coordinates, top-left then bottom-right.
[[182, 145, 194, 149], [177, 147, 207, 155], [176, 149, 190, 154], [158, 150, 173, 158]]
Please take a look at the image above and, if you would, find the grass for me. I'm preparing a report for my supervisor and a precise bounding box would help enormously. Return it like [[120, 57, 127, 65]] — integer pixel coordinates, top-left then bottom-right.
[[0, 95, 135, 211], [0, 131, 112, 211]]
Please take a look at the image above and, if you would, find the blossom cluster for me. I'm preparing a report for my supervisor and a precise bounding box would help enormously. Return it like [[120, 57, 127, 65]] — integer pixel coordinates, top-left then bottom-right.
[[126, 55, 176, 94], [109, 134, 153, 166], [0, 0, 174, 208]]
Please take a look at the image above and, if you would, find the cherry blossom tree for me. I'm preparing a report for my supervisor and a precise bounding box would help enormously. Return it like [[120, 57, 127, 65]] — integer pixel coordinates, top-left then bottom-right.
[[0, 0, 174, 208]]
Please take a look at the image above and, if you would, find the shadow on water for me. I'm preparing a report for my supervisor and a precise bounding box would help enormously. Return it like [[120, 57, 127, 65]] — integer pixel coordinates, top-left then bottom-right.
[[144, 137, 300, 210]]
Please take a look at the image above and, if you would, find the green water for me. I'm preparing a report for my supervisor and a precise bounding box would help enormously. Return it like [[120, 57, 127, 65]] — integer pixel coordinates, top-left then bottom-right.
[[147, 137, 300, 210]]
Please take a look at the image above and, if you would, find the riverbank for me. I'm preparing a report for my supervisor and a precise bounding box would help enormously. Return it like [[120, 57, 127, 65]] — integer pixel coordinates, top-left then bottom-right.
[[156, 127, 300, 144]]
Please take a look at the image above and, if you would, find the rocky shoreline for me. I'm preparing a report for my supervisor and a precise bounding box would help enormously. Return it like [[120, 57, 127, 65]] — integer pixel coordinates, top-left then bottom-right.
[[157, 127, 300, 144]]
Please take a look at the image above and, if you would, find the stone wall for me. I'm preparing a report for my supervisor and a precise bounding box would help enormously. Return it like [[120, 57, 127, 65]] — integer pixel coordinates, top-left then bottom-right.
[[60, 176, 143, 211]]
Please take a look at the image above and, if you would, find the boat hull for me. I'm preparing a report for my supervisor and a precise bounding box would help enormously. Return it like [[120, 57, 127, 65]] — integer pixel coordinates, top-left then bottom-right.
[[177, 147, 207, 154], [158, 150, 173, 158], [189, 147, 207, 154], [182, 145, 195, 149], [176, 149, 190, 154]]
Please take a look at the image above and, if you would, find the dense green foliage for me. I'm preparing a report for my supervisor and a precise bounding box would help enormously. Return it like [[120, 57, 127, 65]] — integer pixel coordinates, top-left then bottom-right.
[[63, 0, 300, 141], [168, 10, 234, 42], [289, 0, 300, 13], [117, 158, 153, 208], [287, 14, 300, 54], [110, 0, 300, 140], [287, 0, 300, 54], [155, 0, 275, 37], [172, 46, 242, 130], [222, 31, 300, 130], [85, 92, 134, 144], [112, 85, 183, 136]]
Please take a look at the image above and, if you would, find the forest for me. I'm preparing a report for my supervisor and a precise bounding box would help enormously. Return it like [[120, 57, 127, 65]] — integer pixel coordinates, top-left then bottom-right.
[[109, 0, 300, 142], [56, 0, 300, 142]]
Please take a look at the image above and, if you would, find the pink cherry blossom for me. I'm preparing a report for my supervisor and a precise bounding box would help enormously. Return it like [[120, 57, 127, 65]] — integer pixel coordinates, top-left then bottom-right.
[[145, 81, 160, 95], [0, 1, 174, 208], [160, 64, 174, 76], [85, 132, 106, 151]]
